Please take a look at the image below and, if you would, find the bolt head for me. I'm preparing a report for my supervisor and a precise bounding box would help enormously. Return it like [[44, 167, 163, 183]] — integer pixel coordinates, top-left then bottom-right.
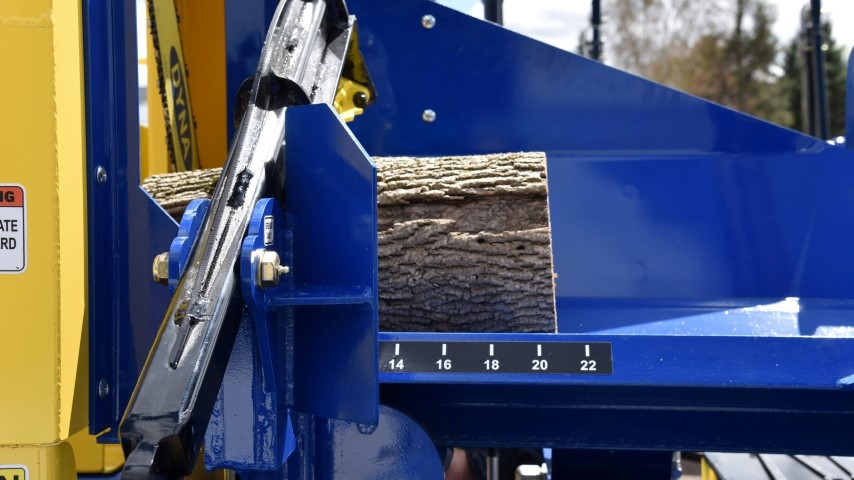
[[422, 109, 437, 123], [353, 91, 368, 108], [256, 250, 285, 288], [98, 378, 110, 399], [96, 165, 108, 185], [421, 14, 436, 29], [152, 252, 169, 285]]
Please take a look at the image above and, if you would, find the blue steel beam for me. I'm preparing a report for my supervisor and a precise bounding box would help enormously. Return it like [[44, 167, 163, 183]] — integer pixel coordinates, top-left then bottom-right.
[[347, 0, 826, 155], [83, 0, 177, 441], [379, 331, 854, 454]]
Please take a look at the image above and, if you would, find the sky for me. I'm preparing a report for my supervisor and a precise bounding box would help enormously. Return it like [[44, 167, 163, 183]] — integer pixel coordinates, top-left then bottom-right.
[[437, 0, 854, 57]]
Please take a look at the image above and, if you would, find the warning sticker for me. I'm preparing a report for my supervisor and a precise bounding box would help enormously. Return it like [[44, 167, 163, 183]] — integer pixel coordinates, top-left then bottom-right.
[[0, 465, 28, 480], [0, 185, 26, 273], [263, 215, 274, 246]]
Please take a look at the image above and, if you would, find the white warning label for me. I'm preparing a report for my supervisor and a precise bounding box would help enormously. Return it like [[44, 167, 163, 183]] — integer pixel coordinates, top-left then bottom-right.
[[263, 215, 274, 246], [0, 184, 26, 273]]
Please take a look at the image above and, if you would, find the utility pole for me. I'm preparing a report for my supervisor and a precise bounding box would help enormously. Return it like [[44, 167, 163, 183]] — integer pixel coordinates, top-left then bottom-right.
[[483, 0, 504, 25], [590, 0, 602, 61], [800, 0, 830, 139]]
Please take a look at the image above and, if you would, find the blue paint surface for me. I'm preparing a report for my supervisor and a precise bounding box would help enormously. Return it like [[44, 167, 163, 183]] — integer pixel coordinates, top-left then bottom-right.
[[206, 105, 379, 472], [284, 105, 379, 425], [168, 199, 209, 294], [85, 0, 854, 472], [84, 0, 177, 440]]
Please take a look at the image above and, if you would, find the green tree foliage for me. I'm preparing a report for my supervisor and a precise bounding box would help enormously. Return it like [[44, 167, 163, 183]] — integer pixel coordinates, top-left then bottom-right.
[[782, 20, 847, 137], [606, 0, 725, 83], [607, 0, 791, 125], [684, 0, 790, 125]]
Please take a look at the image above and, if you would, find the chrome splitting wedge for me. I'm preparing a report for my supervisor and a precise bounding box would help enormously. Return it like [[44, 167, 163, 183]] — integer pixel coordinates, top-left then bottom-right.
[[119, 1, 374, 477]]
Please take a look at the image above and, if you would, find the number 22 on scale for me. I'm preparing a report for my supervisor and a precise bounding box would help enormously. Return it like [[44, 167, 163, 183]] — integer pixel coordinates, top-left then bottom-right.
[[580, 359, 597, 371]]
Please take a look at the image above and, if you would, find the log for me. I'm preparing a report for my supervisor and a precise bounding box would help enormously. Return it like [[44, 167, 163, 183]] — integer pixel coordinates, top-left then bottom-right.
[[142, 152, 556, 333], [142, 168, 222, 218]]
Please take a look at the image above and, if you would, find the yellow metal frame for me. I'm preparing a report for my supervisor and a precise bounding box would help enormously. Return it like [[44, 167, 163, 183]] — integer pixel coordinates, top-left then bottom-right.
[[0, 0, 102, 477], [0, 0, 231, 477]]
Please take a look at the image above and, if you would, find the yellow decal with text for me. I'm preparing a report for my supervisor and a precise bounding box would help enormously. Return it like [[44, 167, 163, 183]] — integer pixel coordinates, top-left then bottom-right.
[[148, 0, 199, 171]]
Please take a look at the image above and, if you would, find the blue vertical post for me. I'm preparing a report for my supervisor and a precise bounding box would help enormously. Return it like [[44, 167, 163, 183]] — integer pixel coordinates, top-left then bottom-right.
[[846, 48, 854, 147]]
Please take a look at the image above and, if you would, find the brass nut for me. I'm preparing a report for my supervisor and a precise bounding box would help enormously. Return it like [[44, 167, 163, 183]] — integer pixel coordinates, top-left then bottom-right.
[[256, 250, 290, 288], [152, 252, 169, 285]]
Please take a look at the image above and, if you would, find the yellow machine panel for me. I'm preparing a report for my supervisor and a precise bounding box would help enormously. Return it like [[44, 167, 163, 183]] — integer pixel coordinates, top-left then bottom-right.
[[0, 0, 102, 477]]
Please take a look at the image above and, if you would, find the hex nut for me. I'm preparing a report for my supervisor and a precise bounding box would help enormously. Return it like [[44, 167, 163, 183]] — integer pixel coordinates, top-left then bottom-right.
[[152, 252, 169, 285], [256, 250, 290, 288]]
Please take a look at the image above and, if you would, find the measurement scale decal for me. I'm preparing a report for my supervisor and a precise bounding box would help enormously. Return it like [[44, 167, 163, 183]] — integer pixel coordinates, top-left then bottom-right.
[[380, 341, 613, 375]]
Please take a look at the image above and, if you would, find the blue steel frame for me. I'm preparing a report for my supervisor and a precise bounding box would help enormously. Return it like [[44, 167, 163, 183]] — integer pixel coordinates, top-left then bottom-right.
[[85, 0, 854, 473], [83, 0, 177, 441], [345, 0, 854, 456], [171, 106, 439, 478]]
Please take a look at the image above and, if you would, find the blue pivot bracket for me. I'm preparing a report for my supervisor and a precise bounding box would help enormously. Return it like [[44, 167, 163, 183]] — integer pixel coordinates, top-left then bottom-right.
[[162, 104, 380, 476], [275, 104, 379, 425], [168, 198, 209, 295], [165, 198, 298, 470]]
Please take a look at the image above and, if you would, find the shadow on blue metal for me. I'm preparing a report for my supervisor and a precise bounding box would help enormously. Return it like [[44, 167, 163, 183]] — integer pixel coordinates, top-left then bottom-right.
[[317, 405, 444, 479], [551, 449, 673, 480]]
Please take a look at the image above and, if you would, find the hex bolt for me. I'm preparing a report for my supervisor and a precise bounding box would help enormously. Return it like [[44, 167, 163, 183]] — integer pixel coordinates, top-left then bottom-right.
[[98, 378, 110, 399], [353, 91, 368, 108], [96, 165, 108, 185], [152, 251, 169, 285], [421, 14, 436, 29], [255, 250, 290, 288], [422, 109, 437, 123]]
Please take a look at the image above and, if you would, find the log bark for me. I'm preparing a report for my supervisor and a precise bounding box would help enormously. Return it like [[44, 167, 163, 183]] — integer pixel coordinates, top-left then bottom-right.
[[142, 152, 556, 333], [142, 168, 222, 218]]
